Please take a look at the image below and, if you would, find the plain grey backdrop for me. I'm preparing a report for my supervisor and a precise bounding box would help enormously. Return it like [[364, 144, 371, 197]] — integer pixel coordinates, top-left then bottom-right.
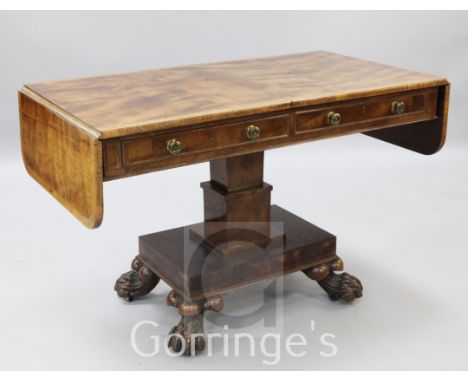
[[0, 11, 467, 370]]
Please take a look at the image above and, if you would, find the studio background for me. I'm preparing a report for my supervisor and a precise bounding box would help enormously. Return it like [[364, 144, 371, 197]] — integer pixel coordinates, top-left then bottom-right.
[[0, 11, 467, 370]]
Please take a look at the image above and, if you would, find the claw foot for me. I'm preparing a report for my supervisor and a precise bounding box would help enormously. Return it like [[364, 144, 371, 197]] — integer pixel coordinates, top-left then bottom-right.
[[318, 271, 363, 302], [114, 256, 160, 301], [168, 315, 205, 356], [303, 258, 363, 302], [166, 290, 223, 356]]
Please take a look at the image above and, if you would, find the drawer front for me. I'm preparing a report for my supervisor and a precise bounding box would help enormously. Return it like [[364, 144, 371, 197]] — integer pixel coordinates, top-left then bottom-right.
[[296, 88, 438, 133], [120, 114, 289, 166]]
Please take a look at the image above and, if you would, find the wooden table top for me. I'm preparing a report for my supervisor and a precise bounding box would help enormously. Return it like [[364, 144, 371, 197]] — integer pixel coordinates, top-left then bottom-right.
[[24, 51, 446, 139], [19, 51, 449, 228]]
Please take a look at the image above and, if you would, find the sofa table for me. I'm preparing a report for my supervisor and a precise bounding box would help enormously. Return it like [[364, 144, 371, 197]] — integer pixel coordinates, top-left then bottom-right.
[[19, 51, 450, 356]]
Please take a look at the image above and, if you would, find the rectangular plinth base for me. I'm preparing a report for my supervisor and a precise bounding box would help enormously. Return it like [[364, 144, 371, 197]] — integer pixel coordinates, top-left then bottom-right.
[[189, 221, 286, 256], [139, 205, 337, 301]]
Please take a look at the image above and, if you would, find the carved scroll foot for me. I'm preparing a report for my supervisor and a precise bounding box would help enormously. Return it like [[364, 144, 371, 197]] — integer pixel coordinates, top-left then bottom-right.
[[166, 290, 223, 356], [303, 258, 363, 302], [114, 256, 160, 302], [318, 272, 363, 302]]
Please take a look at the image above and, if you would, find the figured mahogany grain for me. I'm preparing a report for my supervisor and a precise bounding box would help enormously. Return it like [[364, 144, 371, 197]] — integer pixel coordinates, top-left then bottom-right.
[[18, 51, 450, 228], [364, 84, 450, 154], [19, 90, 103, 228], [24, 51, 447, 139], [210, 152, 264, 192], [296, 87, 437, 133], [139, 205, 337, 300]]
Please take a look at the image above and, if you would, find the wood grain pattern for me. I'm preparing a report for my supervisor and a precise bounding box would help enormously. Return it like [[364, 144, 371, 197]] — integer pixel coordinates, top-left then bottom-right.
[[190, 152, 282, 255], [24, 51, 448, 139], [139, 205, 338, 300], [296, 87, 437, 133], [19, 88, 103, 228], [101, 86, 446, 181], [364, 84, 450, 154], [120, 113, 288, 167], [210, 151, 264, 192], [19, 51, 450, 228]]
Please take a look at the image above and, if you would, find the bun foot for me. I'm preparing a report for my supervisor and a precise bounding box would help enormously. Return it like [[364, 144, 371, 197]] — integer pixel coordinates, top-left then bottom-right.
[[114, 256, 160, 301]]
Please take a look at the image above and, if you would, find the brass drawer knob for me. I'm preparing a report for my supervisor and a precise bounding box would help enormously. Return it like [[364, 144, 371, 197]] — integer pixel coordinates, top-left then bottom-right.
[[245, 125, 261, 140], [327, 111, 341, 126], [166, 138, 182, 155], [391, 101, 405, 114]]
